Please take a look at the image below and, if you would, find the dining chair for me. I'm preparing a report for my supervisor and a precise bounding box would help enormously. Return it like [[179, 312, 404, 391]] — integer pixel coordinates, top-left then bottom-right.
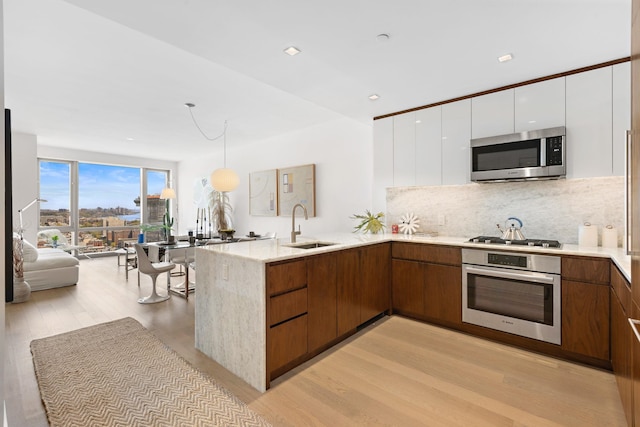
[[167, 247, 196, 298], [134, 243, 175, 304]]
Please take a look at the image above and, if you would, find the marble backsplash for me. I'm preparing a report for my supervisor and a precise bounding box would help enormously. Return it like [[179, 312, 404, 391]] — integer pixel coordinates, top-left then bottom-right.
[[386, 176, 625, 246]]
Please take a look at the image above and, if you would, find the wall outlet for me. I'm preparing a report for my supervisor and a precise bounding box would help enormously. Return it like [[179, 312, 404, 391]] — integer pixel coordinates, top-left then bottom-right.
[[438, 214, 446, 226], [223, 264, 229, 280]]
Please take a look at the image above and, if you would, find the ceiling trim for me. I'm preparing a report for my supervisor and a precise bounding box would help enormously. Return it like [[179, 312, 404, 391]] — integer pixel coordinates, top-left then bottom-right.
[[374, 57, 631, 121]]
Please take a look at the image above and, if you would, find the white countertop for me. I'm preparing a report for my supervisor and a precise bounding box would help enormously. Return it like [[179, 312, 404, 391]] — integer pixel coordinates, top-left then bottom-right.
[[198, 232, 632, 282]]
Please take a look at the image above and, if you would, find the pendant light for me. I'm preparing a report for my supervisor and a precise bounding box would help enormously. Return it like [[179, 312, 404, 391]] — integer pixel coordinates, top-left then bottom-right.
[[185, 103, 239, 192]]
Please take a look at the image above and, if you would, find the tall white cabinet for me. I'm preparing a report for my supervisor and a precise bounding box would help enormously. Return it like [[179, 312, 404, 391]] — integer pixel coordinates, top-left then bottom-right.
[[566, 66, 613, 178], [442, 100, 471, 185], [471, 90, 513, 139], [393, 112, 416, 187], [514, 77, 565, 132], [372, 116, 393, 215], [415, 107, 442, 186]]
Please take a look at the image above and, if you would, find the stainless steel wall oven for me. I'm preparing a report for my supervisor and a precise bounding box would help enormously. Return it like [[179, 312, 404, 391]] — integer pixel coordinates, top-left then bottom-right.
[[462, 248, 561, 345]]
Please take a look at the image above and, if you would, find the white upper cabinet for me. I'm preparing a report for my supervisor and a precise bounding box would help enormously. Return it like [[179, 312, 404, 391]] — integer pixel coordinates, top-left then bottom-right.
[[566, 67, 613, 178], [471, 90, 514, 139], [373, 116, 394, 214], [393, 112, 416, 187], [442, 99, 471, 185], [415, 107, 442, 186], [613, 62, 631, 176], [515, 77, 565, 132], [373, 62, 630, 191]]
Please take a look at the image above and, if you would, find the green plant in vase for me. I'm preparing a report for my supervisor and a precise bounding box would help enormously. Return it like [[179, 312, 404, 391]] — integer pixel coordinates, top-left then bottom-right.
[[163, 198, 174, 242], [351, 210, 386, 234], [51, 235, 59, 248]]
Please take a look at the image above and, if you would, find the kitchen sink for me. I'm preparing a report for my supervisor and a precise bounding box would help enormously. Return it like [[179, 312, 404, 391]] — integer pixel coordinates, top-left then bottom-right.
[[284, 241, 337, 250]]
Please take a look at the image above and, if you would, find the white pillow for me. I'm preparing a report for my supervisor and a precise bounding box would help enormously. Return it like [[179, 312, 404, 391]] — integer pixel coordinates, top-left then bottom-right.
[[14, 236, 39, 262]]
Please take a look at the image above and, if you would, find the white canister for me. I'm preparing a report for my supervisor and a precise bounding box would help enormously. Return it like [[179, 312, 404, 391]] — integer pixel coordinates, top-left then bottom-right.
[[601, 225, 618, 248], [578, 222, 598, 247]]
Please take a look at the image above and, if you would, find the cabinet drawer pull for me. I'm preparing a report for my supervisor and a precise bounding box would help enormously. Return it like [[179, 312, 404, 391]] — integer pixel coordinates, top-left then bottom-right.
[[628, 318, 640, 342]]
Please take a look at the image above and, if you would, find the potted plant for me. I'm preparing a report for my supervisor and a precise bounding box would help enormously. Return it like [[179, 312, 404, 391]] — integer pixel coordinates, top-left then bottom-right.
[[162, 200, 174, 243], [51, 234, 59, 248], [212, 191, 234, 238], [351, 210, 386, 234]]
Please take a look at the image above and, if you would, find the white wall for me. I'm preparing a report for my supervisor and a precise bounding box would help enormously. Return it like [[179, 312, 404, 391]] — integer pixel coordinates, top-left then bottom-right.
[[38, 145, 178, 171], [177, 117, 373, 239], [11, 133, 38, 242]]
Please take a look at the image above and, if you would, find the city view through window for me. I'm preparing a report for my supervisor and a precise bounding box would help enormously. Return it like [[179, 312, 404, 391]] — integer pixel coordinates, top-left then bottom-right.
[[39, 161, 169, 254]]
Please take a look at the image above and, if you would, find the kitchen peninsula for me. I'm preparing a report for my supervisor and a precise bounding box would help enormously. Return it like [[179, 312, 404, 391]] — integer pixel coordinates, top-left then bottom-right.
[[195, 232, 630, 392]]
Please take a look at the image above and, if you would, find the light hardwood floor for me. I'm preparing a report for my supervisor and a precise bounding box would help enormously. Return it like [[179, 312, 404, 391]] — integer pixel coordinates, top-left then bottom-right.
[[5, 256, 627, 426]]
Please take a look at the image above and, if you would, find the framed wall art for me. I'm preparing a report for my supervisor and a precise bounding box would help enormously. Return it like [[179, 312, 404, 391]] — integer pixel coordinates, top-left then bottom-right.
[[278, 164, 316, 217], [249, 169, 278, 216]]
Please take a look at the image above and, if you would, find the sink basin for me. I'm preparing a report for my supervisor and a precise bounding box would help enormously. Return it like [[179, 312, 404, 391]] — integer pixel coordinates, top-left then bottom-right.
[[284, 241, 337, 250]]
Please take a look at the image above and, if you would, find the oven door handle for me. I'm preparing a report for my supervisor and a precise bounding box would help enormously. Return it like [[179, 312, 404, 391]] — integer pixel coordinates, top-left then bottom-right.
[[465, 266, 556, 284]]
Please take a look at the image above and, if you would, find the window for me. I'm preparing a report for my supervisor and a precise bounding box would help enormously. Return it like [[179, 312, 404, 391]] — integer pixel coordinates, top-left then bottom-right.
[[39, 161, 71, 228], [38, 159, 171, 255]]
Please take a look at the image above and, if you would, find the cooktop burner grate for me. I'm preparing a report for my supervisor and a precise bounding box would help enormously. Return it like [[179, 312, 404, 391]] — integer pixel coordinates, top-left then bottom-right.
[[468, 236, 561, 248]]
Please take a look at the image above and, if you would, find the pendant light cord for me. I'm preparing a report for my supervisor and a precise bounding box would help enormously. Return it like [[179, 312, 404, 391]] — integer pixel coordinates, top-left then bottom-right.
[[185, 103, 229, 167]]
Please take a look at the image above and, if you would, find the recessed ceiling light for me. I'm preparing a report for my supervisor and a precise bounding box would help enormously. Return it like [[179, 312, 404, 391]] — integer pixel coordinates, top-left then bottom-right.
[[125, 137, 135, 141], [284, 46, 301, 56], [498, 53, 513, 63], [368, 94, 380, 101], [376, 33, 390, 42], [528, 120, 537, 124], [415, 120, 422, 124]]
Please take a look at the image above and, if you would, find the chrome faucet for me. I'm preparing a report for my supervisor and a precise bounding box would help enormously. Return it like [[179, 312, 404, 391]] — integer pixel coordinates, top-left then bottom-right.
[[291, 203, 308, 243]]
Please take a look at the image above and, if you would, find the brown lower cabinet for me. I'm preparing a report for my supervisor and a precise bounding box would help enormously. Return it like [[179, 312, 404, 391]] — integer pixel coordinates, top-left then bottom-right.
[[266, 258, 308, 378], [266, 241, 619, 393], [307, 253, 337, 352], [337, 244, 391, 335], [560, 256, 610, 362], [611, 265, 633, 426], [561, 279, 610, 360], [391, 243, 461, 327], [633, 301, 640, 427], [391, 259, 424, 317], [267, 243, 391, 384]]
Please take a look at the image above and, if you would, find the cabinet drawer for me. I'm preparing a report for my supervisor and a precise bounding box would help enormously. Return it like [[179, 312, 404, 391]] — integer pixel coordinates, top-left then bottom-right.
[[561, 256, 610, 284], [268, 315, 308, 372], [392, 243, 461, 265], [611, 265, 631, 314], [267, 259, 307, 295], [270, 288, 308, 326]]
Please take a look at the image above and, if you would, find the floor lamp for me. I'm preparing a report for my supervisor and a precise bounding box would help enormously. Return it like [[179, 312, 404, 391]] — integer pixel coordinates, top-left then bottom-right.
[[18, 198, 47, 238]]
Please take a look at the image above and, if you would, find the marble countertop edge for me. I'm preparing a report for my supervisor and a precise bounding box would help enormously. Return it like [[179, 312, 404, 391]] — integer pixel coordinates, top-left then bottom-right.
[[197, 232, 632, 282]]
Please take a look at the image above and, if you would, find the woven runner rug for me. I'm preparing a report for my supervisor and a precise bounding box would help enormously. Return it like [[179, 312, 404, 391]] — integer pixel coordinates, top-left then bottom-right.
[[30, 317, 271, 427]]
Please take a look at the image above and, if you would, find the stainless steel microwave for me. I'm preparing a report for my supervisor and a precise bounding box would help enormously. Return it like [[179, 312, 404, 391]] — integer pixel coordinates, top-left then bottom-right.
[[470, 126, 566, 182]]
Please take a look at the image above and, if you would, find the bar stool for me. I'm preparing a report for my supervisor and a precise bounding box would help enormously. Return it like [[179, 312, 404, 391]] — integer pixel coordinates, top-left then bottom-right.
[[167, 247, 195, 299]]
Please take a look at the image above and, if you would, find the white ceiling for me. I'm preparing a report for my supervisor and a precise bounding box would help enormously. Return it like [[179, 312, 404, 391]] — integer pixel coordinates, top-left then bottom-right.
[[4, 0, 631, 161]]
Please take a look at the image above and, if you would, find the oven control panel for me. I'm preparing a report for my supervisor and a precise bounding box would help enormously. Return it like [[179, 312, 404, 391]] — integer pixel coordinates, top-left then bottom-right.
[[487, 253, 527, 268], [462, 248, 561, 275]]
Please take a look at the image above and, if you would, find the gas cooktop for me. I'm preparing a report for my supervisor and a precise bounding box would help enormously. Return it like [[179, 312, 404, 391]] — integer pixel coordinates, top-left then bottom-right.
[[468, 236, 562, 248]]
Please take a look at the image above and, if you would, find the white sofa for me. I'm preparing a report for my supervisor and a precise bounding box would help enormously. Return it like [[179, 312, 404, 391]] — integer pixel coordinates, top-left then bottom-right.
[[15, 234, 79, 291]]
